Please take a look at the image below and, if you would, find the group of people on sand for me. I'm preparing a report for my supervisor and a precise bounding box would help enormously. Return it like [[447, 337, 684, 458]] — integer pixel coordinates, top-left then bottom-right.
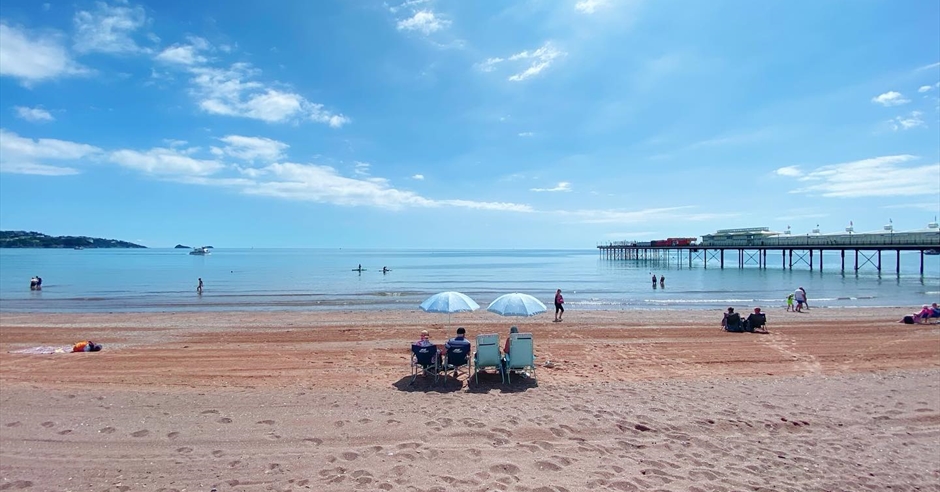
[[786, 287, 809, 312], [721, 307, 768, 333], [900, 303, 940, 324], [413, 325, 526, 373]]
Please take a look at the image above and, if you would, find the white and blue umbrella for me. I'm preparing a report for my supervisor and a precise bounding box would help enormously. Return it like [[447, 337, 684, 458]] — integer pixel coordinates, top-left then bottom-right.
[[420, 291, 480, 326], [486, 293, 547, 317]]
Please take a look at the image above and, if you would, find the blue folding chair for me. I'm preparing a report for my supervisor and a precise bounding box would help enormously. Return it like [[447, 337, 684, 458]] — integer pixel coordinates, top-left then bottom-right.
[[441, 342, 471, 383], [410, 343, 440, 384]]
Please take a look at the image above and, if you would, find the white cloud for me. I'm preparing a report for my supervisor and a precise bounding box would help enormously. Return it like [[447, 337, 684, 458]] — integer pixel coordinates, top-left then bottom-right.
[[387, 0, 432, 14], [188, 64, 349, 126], [890, 111, 924, 131], [0, 22, 89, 84], [109, 147, 224, 176], [353, 161, 371, 176], [155, 38, 209, 65], [518, 132, 535, 137], [230, 162, 532, 212], [790, 155, 940, 197], [575, 0, 608, 13], [531, 181, 571, 192], [775, 166, 801, 177], [916, 62, 940, 72], [216, 135, 288, 162], [162, 138, 188, 147], [563, 206, 740, 225], [918, 85, 933, 93], [411, 174, 424, 180], [73, 1, 150, 54], [14, 106, 55, 123], [0, 129, 100, 175], [871, 91, 910, 106], [396, 10, 450, 35], [479, 42, 566, 82]]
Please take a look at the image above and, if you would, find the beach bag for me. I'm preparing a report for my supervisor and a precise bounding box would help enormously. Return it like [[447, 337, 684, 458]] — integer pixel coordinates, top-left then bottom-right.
[[902, 316, 915, 324]]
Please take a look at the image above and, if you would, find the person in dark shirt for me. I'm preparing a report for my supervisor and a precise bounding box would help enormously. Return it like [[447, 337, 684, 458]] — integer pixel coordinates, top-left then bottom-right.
[[746, 307, 767, 333]]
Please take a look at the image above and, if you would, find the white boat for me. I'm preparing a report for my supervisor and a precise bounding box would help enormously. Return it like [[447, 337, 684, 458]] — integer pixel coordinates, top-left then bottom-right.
[[189, 246, 211, 255]]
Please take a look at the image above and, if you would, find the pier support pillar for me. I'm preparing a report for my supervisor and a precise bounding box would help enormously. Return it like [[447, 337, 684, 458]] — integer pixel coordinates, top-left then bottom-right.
[[855, 250, 859, 271], [819, 249, 823, 272], [720, 249, 725, 269], [896, 249, 901, 276], [809, 249, 814, 271], [841, 250, 845, 273], [788, 249, 793, 270], [921, 251, 925, 276], [877, 250, 882, 271]]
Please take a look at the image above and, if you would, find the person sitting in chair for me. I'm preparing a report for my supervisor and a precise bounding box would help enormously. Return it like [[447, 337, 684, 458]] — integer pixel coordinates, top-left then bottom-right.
[[503, 326, 519, 355], [722, 307, 744, 332], [746, 307, 768, 333], [445, 327, 471, 353]]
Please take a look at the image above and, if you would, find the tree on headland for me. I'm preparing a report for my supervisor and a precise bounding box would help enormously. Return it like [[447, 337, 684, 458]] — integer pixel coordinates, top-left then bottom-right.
[[0, 231, 147, 248]]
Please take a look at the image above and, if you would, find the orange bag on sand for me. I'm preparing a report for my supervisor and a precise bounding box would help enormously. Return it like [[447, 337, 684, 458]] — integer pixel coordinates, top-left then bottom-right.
[[72, 341, 102, 352]]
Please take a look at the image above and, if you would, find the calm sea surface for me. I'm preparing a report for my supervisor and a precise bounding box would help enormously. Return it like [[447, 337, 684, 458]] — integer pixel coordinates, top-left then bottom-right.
[[0, 248, 937, 313]]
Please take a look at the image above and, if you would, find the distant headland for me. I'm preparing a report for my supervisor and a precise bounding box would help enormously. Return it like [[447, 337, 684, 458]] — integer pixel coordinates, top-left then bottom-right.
[[0, 231, 147, 249]]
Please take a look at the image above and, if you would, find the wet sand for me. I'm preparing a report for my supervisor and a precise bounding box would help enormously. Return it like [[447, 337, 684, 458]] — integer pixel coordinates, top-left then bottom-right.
[[1, 308, 939, 491]]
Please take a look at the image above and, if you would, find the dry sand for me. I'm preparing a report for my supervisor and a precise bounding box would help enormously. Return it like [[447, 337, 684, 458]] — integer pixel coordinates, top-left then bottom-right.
[[1, 308, 939, 492]]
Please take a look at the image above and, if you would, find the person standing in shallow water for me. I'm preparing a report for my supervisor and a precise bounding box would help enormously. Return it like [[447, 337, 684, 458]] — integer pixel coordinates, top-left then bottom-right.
[[659, 275, 665, 288], [197, 277, 203, 294], [554, 289, 565, 322]]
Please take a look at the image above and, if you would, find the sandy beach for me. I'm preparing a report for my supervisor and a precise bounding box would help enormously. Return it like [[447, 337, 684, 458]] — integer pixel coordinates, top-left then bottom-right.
[[1, 308, 939, 491]]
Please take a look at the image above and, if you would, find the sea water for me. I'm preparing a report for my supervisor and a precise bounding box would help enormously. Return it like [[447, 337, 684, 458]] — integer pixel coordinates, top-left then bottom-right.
[[0, 248, 937, 313]]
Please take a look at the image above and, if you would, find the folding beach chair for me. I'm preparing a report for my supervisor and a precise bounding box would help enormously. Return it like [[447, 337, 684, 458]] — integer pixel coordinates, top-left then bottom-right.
[[410, 343, 440, 385], [441, 343, 471, 383], [503, 333, 536, 383], [472, 334, 503, 384]]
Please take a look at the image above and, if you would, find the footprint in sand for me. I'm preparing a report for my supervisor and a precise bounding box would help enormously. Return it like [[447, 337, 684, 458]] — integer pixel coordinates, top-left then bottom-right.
[[201, 409, 220, 415], [5, 422, 21, 428], [340, 451, 360, 461], [257, 420, 275, 425], [167, 431, 180, 439], [0, 480, 34, 490], [218, 418, 233, 424], [99, 427, 116, 434], [131, 430, 150, 438], [489, 463, 521, 475], [40, 422, 55, 428], [302, 437, 323, 445], [57, 429, 72, 435], [176, 447, 194, 454], [212, 450, 224, 457]]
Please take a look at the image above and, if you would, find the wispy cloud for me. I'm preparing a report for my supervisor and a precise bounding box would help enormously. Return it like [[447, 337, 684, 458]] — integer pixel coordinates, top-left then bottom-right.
[[14, 106, 55, 123], [0, 129, 100, 175], [916, 62, 940, 72], [918, 82, 940, 93], [790, 155, 940, 197], [353, 161, 371, 176], [889, 111, 924, 131], [562, 206, 741, 225], [574, 0, 608, 14], [73, 1, 150, 54], [518, 132, 535, 137], [411, 174, 424, 180], [213, 135, 288, 162], [530, 182, 571, 192], [871, 91, 910, 106], [478, 42, 566, 82], [109, 147, 224, 176], [386, 0, 432, 14], [688, 128, 771, 149], [155, 36, 210, 65], [0, 22, 89, 85], [396, 10, 451, 35], [774, 166, 801, 177], [188, 63, 349, 126]]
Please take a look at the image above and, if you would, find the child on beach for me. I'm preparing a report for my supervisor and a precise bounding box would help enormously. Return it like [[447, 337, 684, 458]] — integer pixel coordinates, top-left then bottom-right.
[[554, 289, 565, 322], [786, 293, 794, 312]]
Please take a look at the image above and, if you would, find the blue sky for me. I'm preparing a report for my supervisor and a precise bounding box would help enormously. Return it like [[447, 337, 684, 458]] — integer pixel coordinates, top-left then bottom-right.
[[0, 0, 938, 248]]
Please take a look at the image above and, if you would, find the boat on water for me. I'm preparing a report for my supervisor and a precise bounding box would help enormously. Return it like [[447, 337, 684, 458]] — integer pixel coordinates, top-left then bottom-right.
[[926, 249, 940, 256], [189, 246, 211, 255]]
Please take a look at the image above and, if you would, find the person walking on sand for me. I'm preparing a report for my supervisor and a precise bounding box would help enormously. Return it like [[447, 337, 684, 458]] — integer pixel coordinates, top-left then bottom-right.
[[794, 287, 806, 312], [799, 287, 809, 309], [197, 277, 203, 294], [554, 289, 565, 322]]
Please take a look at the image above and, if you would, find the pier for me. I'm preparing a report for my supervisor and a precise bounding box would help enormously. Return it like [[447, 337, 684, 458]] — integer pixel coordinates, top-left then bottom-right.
[[598, 227, 940, 275]]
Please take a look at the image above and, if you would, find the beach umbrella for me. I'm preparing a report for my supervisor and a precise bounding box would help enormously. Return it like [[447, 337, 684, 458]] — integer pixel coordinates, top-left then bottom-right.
[[486, 293, 547, 318], [420, 291, 480, 326]]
